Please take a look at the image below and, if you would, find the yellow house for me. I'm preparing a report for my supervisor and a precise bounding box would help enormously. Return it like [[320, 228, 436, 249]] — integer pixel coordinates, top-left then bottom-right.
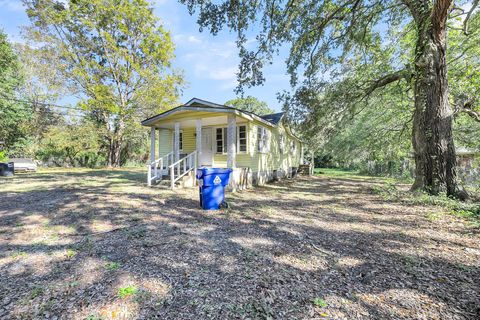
[[141, 98, 303, 188]]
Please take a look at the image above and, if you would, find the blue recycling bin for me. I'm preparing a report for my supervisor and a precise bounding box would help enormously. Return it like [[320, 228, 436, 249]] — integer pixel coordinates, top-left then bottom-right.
[[196, 167, 232, 210]]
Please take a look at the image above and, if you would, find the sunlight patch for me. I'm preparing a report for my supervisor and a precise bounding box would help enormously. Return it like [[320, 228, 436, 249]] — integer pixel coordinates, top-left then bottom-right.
[[230, 236, 278, 249], [358, 289, 451, 319], [335, 256, 364, 268], [273, 254, 328, 271]]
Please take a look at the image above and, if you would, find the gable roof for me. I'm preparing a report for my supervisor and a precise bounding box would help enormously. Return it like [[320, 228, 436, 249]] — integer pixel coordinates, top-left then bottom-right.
[[141, 98, 280, 127]]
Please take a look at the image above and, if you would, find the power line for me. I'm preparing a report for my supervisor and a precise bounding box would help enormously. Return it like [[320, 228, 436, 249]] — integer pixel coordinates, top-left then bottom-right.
[[0, 95, 85, 111], [0, 97, 86, 119]]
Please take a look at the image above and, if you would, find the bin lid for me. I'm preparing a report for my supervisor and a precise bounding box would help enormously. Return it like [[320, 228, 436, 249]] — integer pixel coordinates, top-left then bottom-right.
[[197, 167, 232, 179]]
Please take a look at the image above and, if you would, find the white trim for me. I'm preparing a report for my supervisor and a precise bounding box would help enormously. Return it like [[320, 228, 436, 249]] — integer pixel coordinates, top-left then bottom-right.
[[171, 130, 183, 151], [142, 106, 274, 128], [237, 124, 248, 154], [213, 125, 248, 155], [257, 125, 269, 153], [184, 98, 227, 108]]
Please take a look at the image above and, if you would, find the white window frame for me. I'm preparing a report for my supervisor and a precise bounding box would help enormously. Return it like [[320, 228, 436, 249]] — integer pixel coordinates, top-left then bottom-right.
[[237, 124, 248, 154], [215, 127, 227, 154], [290, 140, 296, 154], [172, 130, 183, 151], [279, 134, 285, 153], [215, 125, 248, 154], [257, 126, 269, 153]]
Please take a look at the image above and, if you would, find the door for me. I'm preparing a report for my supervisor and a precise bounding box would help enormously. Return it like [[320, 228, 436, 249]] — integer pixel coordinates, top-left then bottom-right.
[[200, 128, 213, 166]]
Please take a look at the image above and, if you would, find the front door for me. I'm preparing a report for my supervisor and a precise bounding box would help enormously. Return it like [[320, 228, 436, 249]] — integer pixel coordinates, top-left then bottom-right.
[[200, 128, 213, 166]]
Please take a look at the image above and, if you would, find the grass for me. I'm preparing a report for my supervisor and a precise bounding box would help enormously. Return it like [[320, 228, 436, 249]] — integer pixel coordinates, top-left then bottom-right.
[[382, 188, 480, 227], [312, 298, 328, 308], [118, 286, 138, 299], [318, 168, 480, 227], [29, 286, 44, 299], [105, 262, 120, 271], [65, 249, 77, 259], [314, 167, 411, 184], [10, 251, 28, 259]]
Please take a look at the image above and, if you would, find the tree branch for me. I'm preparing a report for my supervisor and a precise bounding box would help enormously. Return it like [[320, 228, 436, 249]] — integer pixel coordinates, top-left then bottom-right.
[[363, 68, 412, 98], [463, 0, 479, 35], [454, 95, 480, 122]]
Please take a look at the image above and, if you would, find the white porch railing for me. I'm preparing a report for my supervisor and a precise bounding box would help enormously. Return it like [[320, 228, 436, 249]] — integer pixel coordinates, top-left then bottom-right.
[[147, 151, 174, 186], [168, 150, 197, 189]]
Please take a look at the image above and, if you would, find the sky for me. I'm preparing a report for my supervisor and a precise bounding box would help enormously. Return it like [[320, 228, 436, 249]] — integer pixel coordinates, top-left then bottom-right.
[[0, 0, 291, 112]]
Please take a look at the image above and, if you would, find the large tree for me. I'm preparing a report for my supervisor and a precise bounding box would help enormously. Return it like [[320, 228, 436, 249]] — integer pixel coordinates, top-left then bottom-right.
[[24, 0, 183, 167], [181, 0, 480, 196], [225, 95, 274, 115], [0, 29, 30, 153]]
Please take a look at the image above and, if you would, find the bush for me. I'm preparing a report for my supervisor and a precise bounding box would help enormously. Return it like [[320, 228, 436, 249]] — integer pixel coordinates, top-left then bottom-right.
[[0, 151, 8, 162]]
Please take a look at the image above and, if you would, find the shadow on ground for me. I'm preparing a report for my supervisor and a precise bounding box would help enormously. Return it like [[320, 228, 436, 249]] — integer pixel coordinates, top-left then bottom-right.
[[0, 170, 479, 319]]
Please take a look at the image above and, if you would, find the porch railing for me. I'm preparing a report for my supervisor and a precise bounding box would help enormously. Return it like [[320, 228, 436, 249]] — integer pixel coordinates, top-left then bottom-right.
[[147, 151, 174, 186], [168, 150, 197, 189]]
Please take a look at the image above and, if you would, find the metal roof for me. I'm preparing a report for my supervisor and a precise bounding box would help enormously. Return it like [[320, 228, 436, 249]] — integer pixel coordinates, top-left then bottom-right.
[[260, 112, 285, 125]]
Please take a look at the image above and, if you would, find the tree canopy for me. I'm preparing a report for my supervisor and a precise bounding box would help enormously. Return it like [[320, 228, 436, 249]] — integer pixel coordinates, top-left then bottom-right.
[[0, 29, 31, 153], [181, 0, 480, 196], [23, 0, 184, 166], [225, 96, 274, 115]]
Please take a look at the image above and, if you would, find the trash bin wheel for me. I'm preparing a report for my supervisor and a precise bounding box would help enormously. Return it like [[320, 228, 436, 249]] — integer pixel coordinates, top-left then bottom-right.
[[219, 201, 229, 209]]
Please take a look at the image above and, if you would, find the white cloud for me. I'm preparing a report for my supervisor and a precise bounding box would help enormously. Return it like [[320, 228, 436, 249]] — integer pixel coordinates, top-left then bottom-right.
[[177, 34, 239, 88], [174, 34, 203, 45]]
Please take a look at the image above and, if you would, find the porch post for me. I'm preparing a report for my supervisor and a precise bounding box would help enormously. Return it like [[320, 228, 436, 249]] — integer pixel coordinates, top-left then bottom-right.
[[158, 128, 162, 159], [227, 114, 236, 168], [196, 119, 202, 164], [174, 122, 180, 162], [310, 151, 315, 175], [300, 144, 304, 164], [150, 127, 156, 164]]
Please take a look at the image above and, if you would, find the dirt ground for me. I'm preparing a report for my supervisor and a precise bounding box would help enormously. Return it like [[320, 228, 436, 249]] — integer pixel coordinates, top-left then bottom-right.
[[0, 169, 479, 319]]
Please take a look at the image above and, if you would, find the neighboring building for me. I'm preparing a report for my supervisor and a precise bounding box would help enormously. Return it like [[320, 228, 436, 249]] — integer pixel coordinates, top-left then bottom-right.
[[141, 98, 303, 189], [456, 147, 480, 186]]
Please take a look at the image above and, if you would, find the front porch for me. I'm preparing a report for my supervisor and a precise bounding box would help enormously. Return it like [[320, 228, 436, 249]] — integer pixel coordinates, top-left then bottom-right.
[[146, 110, 246, 189]]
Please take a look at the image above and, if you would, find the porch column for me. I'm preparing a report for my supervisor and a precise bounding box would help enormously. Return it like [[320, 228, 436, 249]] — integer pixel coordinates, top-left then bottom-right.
[[227, 114, 236, 168], [150, 127, 156, 164], [174, 122, 180, 162], [196, 119, 202, 163], [158, 128, 162, 159]]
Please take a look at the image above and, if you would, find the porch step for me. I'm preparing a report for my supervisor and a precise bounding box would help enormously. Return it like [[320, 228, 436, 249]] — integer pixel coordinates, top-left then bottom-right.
[[159, 170, 196, 188]]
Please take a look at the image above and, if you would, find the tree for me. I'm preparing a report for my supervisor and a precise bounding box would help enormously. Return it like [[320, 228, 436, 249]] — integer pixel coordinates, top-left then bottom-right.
[[225, 96, 274, 115], [180, 0, 480, 196], [38, 119, 102, 167], [24, 0, 184, 167], [0, 29, 31, 153]]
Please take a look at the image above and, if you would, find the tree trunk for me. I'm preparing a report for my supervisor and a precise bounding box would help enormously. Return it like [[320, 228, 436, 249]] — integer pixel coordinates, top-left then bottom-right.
[[411, 10, 457, 196], [107, 137, 122, 167]]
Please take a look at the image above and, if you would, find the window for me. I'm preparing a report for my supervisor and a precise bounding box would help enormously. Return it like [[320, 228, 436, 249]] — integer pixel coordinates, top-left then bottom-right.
[[216, 128, 227, 153], [215, 125, 248, 154], [172, 131, 183, 151], [257, 126, 269, 153], [279, 134, 285, 153], [238, 125, 247, 153], [290, 141, 296, 154]]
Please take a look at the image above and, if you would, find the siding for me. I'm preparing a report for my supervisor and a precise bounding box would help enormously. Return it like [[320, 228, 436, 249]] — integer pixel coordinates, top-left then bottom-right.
[[158, 129, 172, 157], [248, 120, 302, 179], [156, 119, 302, 178]]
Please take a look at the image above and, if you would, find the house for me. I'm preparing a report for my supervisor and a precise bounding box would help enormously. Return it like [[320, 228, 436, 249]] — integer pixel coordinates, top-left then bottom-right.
[[141, 98, 303, 189]]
